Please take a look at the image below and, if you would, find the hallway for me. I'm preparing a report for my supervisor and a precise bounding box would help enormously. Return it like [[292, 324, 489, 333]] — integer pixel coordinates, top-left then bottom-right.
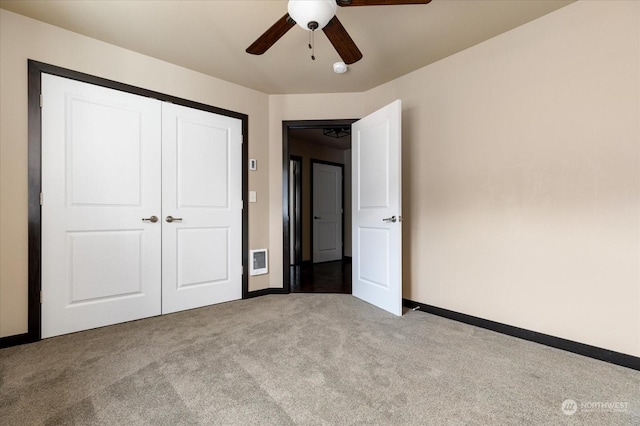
[[290, 260, 351, 294]]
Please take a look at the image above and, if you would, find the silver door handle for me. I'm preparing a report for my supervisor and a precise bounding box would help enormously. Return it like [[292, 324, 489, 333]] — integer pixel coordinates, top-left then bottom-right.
[[142, 215, 158, 223], [166, 216, 183, 223], [382, 216, 397, 223]]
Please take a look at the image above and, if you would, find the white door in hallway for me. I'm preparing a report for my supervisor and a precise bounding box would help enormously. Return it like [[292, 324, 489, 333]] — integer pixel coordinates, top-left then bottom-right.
[[161, 102, 243, 313], [352, 100, 403, 316], [312, 162, 343, 263], [41, 74, 162, 338]]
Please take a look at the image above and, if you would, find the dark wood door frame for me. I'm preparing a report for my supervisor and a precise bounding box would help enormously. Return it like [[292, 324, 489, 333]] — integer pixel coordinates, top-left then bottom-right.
[[289, 155, 303, 266], [282, 119, 356, 293], [1, 60, 250, 348]]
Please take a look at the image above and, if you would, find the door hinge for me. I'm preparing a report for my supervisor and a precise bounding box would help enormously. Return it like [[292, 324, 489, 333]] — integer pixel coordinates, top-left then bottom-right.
[[39, 94, 43, 108], [39, 192, 43, 206]]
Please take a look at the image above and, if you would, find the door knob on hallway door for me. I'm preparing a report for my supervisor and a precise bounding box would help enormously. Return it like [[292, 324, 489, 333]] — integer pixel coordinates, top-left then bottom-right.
[[314, 216, 321, 220], [382, 216, 397, 223], [142, 216, 158, 223], [166, 216, 183, 223]]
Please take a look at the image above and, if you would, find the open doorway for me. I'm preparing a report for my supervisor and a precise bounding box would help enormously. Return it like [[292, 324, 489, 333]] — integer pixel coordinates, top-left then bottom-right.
[[282, 119, 356, 293]]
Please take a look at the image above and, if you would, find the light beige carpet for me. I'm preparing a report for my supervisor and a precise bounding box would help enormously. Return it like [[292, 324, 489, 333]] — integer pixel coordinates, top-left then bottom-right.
[[1, 294, 638, 425]]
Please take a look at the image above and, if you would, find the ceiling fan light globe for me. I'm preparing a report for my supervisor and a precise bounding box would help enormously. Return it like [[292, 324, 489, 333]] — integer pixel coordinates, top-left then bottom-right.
[[288, 0, 337, 31]]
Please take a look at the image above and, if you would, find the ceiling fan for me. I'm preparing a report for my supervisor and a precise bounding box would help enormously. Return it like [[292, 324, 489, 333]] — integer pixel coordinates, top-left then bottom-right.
[[246, 0, 432, 65]]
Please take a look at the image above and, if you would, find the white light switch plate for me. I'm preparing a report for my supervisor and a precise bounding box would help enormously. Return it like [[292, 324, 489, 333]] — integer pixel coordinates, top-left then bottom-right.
[[249, 191, 257, 203], [249, 159, 257, 170]]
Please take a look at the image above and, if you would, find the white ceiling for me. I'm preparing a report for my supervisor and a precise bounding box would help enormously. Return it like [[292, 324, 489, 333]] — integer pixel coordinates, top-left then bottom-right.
[[0, 0, 574, 95]]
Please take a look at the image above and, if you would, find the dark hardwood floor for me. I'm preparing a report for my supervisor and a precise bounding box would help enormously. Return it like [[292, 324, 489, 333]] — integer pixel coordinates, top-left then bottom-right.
[[290, 259, 351, 294]]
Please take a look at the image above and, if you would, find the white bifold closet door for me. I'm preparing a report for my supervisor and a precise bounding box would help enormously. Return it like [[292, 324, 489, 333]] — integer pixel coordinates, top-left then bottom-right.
[[161, 102, 242, 314], [41, 74, 242, 338]]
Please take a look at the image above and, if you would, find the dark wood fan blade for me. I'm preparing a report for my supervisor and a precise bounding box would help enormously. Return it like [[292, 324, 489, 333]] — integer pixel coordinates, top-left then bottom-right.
[[322, 16, 363, 65], [338, 0, 432, 6], [246, 14, 296, 55]]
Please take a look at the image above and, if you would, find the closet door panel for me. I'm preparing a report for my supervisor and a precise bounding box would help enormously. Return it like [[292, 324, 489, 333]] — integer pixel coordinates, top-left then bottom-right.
[[161, 103, 242, 314], [41, 74, 162, 338]]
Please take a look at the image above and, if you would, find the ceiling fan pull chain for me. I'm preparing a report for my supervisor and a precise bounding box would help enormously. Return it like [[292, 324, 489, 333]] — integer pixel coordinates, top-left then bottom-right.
[[308, 30, 316, 61]]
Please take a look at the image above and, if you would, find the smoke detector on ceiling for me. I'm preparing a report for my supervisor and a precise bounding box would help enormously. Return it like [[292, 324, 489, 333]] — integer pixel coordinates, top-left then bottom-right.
[[333, 61, 348, 74]]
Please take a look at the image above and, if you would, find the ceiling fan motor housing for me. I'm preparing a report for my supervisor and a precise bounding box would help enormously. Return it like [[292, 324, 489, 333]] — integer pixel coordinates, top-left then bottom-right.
[[288, 0, 337, 31]]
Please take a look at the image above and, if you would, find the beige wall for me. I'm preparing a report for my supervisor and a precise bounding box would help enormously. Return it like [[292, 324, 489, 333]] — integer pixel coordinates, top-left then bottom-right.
[[0, 10, 271, 337], [362, 0, 640, 357]]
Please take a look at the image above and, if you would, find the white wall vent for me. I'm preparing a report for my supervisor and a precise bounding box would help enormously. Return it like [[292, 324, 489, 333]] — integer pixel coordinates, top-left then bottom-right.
[[250, 249, 268, 276]]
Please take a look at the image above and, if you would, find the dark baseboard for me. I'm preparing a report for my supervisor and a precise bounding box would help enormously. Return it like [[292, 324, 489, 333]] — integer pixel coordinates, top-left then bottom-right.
[[246, 287, 289, 299], [402, 298, 639, 372], [0, 333, 37, 349]]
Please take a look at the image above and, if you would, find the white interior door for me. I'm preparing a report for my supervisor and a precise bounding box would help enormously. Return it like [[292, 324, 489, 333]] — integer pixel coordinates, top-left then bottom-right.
[[161, 103, 243, 314], [41, 74, 162, 338], [312, 162, 343, 263], [352, 100, 402, 316]]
